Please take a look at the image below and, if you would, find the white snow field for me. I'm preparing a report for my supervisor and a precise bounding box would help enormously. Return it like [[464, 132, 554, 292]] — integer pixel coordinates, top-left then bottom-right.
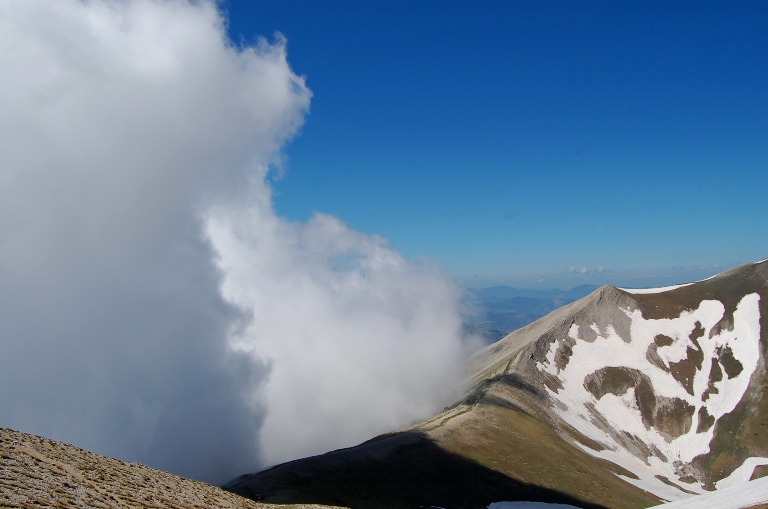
[[716, 457, 768, 489], [647, 475, 768, 508], [537, 292, 766, 501]]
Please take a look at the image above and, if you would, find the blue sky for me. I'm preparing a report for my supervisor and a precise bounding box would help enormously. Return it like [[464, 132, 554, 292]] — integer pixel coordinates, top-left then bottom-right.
[[223, 0, 767, 288]]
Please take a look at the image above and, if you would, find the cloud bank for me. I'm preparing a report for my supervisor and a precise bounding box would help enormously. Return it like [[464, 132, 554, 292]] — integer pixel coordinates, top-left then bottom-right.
[[0, 0, 465, 483], [208, 210, 465, 465]]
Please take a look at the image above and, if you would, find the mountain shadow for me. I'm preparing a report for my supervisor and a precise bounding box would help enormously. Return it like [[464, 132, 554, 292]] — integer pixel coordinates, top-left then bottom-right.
[[225, 430, 609, 509]]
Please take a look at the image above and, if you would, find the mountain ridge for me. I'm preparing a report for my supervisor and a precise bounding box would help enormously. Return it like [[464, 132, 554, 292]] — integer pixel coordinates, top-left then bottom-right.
[[227, 258, 768, 509], [467, 259, 768, 500]]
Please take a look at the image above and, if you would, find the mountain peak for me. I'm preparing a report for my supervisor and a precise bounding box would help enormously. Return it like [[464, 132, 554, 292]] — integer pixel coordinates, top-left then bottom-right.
[[502, 261, 768, 500]]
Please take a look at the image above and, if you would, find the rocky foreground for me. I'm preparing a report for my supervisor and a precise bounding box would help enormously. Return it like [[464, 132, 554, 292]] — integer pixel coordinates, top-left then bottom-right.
[[0, 427, 336, 509]]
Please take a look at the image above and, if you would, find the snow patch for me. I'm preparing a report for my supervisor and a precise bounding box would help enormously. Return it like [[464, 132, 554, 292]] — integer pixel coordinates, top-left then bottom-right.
[[647, 475, 768, 508], [537, 293, 762, 500], [715, 457, 768, 489]]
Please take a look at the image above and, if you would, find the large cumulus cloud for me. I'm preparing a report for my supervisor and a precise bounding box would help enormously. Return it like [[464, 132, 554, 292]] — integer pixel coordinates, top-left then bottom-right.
[[0, 0, 465, 484]]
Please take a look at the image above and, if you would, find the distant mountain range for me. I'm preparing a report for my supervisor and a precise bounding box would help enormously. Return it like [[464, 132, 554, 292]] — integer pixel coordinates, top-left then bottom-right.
[[226, 259, 768, 509], [464, 284, 599, 343], [475, 284, 601, 301]]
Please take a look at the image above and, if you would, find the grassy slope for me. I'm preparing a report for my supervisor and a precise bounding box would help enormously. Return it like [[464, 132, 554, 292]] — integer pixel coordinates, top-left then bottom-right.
[[227, 430, 614, 509], [228, 373, 660, 509], [428, 377, 661, 509]]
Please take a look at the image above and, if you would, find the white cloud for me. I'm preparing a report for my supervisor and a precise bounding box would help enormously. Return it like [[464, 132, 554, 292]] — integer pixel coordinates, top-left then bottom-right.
[[207, 210, 465, 465], [0, 0, 465, 483]]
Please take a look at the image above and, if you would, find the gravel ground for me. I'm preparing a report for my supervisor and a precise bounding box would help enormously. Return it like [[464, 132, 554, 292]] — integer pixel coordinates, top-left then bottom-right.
[[0, 427, 337, 509]]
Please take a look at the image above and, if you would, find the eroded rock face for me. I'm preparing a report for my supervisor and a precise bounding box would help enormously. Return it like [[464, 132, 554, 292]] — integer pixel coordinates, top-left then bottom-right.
[[583, 367, 695, 440]]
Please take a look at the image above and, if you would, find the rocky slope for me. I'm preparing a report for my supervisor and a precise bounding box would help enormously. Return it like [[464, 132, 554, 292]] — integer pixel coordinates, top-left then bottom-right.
[[0, 428, 335, 509], [226, 259, 768, 509]]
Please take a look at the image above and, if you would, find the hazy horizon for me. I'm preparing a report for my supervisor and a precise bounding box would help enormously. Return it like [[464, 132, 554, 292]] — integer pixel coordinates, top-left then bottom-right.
[[459, 260, 747, 290]]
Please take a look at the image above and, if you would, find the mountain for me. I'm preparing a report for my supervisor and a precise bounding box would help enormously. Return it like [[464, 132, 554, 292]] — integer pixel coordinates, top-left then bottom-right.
[[466, 285, 599, 340], [0, 427, 332, 509], [226, 259, 768, 509]]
